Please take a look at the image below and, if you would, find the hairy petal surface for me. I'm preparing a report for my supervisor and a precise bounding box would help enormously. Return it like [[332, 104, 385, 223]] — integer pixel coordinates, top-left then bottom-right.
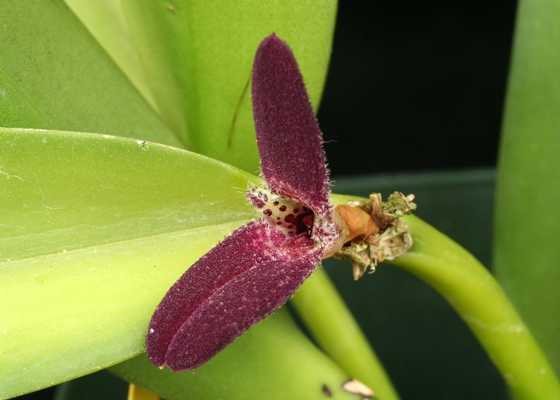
[[252, 34, 331, 218], [146, 219, 321, 370]]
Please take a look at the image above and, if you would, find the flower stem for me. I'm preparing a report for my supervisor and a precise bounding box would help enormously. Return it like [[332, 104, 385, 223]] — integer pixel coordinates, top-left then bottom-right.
[[388, 214, 560, 400], [291, 268, 400, 400]]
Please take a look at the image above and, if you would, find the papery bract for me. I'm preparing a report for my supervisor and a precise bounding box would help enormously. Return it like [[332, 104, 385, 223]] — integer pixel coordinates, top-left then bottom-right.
[[146, 34, 345, 371]]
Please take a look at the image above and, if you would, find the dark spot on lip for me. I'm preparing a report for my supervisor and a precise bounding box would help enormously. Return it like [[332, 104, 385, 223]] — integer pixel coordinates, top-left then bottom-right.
[[285, 214, 296, 223], [248, 196, 266, 209], [258, 192, 269, 202], [322, 384, 332, 397]]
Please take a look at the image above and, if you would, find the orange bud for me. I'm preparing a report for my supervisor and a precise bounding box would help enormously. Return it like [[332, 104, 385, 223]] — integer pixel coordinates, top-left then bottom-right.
[[335, 204, 379, 244]]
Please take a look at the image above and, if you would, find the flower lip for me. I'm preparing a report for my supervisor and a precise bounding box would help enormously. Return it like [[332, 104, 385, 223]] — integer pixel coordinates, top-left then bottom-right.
[[247, 186, 314, 237]]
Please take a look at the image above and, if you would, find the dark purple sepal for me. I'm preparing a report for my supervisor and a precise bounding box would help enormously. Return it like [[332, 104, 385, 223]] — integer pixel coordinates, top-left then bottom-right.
[[252, 34, 332, 218], [146, 219, 321, 371]]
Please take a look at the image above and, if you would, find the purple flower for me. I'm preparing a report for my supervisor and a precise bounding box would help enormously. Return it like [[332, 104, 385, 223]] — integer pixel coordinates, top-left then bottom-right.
[[145, 34, 404, 371]]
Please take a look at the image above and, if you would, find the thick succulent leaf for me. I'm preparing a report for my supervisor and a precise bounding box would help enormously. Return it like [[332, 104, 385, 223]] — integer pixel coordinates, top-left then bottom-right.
[[0, 128, 258, 398], [252, 35, 331, 217], [0, 1, 179, 147], [148, 219, 321, 371], [114, 308, 361, 400], [120, 0, 337, 172], [63, 0, 159, 112], [494, 0, 560, 376]]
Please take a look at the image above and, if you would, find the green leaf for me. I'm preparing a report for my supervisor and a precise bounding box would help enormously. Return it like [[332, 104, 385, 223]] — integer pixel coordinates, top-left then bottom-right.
[[121, 0, 337, 172], [0, 1, 180, 147], [0, 128, 257, 397], [0, 128, 373, 400], [63, 0, 159, 112], [494, 0, 560, 377]]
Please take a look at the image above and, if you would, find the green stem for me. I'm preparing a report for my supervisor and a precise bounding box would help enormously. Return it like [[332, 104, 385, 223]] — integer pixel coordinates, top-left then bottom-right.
[[291, 268, 400, 400], [388, 214, 560, 400]]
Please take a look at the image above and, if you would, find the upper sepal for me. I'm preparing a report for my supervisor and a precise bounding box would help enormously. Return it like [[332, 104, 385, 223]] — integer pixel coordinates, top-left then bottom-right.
[[251, 34, 332, 218]]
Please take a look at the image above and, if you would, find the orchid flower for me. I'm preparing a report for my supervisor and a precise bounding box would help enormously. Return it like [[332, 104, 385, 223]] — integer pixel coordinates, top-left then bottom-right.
[[146, 34, 413, 372]]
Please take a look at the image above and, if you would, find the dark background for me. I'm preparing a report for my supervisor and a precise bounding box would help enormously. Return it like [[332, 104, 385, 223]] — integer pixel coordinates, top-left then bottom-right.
[[19, 1, 518, 399], [320, 1, 517, 176]]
